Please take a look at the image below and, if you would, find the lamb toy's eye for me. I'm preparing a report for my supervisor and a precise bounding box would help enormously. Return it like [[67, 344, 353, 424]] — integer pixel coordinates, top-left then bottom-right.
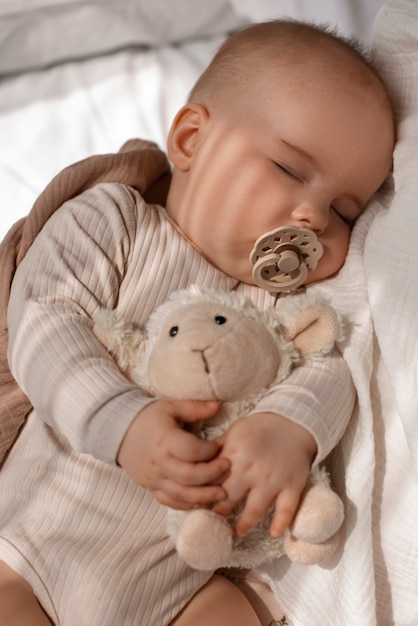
[[169, 326, 179, 337], [215, 315, 227, 325]]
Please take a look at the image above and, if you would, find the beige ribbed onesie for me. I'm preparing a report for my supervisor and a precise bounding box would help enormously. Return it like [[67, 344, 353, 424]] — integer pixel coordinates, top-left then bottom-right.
[[0, 183, 355, 625]]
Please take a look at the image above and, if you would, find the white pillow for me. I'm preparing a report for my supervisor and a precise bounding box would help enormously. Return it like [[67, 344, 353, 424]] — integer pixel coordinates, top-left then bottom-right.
[[369, 0, 418, 279], [0, 0, 245, 76], [365, 0, 418, 461]]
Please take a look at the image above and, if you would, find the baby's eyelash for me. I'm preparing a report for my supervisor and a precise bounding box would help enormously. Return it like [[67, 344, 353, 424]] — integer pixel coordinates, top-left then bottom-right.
[[331, 206, 354, 227], [275, 162, 302, 182]]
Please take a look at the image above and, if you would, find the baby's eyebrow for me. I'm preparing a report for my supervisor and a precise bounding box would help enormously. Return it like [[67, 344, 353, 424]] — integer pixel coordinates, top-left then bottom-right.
[[280, 138, 318, 168]]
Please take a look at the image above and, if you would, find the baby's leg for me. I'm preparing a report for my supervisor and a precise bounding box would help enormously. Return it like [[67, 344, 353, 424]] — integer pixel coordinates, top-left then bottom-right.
[[0, 560, 52, 626], [170, 573, 262, 626]]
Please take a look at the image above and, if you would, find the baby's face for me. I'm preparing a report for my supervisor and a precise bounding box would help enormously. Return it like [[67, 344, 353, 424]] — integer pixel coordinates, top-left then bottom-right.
[[168, 58, 394, 286]]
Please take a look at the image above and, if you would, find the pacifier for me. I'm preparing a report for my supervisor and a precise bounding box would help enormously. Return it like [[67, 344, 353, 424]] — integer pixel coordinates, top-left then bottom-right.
[[249, 226, 324, 293]]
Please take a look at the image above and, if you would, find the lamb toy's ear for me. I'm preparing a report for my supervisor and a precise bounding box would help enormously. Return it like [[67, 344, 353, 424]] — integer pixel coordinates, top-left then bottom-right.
[[93, 309, 147, 373], [286, 303, 340, 358]]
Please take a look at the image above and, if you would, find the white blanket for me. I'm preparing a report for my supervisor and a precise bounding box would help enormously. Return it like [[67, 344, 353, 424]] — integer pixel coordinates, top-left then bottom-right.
[[262, 2, 418, 624]]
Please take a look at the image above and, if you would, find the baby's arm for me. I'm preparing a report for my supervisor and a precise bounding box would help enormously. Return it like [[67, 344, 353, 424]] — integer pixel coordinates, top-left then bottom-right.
[[7, 185, 146, 462], [214, 350, 355, 537], [7, 184, 229, 507]]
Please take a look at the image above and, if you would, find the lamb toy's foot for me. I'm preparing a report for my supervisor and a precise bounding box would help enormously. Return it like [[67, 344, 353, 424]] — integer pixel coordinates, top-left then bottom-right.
[[283, 528, 341, 565], [176, 509, 233, 571], [291, 480, 344, 544], [282, 477, 345, 565]]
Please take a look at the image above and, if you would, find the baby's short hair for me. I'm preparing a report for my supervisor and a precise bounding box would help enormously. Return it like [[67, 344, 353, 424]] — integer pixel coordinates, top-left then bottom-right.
[[189, 20, 387, 107]]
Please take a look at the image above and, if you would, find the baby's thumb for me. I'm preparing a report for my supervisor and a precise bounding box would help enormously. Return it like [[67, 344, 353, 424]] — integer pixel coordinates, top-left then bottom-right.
[[177, 400, 220, 424]]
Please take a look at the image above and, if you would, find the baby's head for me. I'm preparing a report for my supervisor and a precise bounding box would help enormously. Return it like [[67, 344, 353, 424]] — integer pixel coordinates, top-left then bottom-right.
[[165, 20, 395, 288]]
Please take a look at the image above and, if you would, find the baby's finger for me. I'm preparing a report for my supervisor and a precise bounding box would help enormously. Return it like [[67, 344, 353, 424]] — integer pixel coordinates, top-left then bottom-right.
[[175, 400, 220, 424], [168, 428, 221, 462], [156, 480, 227, 507], [212, 483, 249, 518], [168, 454, 230, 487], [269, 489, 301, 538], [234, 489, 275, 538], [153, 490, 197, 510]]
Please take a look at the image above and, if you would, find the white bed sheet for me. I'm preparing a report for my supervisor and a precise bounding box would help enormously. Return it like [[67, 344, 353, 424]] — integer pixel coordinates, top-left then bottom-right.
[[0, 38, 223, 240]]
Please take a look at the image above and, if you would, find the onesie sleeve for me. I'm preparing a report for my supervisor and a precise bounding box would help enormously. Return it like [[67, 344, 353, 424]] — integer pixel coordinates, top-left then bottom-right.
[[249, 350, 355, 465], [7, 183, 153, 463]]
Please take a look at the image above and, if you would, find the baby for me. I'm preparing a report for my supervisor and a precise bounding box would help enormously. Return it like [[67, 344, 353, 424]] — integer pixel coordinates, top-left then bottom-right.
[[0, 20, 394, 626]]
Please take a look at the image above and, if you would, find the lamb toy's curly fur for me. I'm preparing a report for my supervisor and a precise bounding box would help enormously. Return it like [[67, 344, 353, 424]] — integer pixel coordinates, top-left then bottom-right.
[[93, 285, 345, 571]]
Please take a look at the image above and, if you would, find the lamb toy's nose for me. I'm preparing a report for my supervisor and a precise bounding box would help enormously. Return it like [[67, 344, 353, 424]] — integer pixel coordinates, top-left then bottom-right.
[[192, 348, 210, 374]]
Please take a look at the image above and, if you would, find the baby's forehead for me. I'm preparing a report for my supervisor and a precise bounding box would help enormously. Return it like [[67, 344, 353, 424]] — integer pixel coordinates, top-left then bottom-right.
[[252, 44, 391, 119], [214, 37, 384, 106]]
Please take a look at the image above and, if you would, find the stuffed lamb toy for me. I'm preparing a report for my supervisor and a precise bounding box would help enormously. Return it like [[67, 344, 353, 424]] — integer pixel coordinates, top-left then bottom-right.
[[93, 285, 345, 571]]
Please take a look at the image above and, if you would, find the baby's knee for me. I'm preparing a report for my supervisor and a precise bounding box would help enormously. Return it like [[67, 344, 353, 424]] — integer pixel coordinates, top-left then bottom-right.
[[0, 560, 52, 625], [170, 573, 262, 626]]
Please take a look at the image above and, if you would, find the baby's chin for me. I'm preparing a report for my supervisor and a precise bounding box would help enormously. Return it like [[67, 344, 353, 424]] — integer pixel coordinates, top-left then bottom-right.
[[214, 258, 254, 285], [235, 267, 256, 286]]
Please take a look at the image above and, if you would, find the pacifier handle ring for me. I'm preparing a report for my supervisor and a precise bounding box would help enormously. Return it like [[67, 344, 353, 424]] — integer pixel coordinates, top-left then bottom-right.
[[249, 226, 324, 293], [252, 253, 308, 292]]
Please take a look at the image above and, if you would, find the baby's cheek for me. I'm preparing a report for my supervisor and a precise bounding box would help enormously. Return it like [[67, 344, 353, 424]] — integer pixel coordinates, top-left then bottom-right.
[[309, 237, 349, 283]]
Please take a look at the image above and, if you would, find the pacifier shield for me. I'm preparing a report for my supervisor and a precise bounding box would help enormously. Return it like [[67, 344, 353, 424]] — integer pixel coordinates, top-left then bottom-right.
[[250, 226, 324, 293]]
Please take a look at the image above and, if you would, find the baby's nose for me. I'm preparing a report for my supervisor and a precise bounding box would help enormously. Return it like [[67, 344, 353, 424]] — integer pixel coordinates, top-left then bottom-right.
[[291, 203, 328, 234]]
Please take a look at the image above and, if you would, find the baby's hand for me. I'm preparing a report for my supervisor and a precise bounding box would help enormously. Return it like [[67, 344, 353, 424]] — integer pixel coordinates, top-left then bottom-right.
[[213, 413, 317, 538], [117, 399, 230, 509]]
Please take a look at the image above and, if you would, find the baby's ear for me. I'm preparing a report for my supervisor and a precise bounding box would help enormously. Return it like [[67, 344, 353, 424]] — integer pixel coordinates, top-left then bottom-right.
[[167, 102, 210, 171], [286, 304, 339, 357]]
